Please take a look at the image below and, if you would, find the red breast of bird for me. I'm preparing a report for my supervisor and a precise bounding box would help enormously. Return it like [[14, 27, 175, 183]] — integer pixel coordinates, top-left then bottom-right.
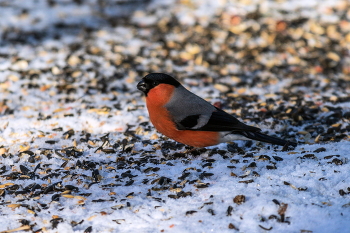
[[145, 83, 220, 147]]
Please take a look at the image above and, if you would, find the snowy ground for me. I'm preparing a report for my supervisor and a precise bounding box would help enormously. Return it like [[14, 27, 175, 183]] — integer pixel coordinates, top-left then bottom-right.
[[0, 0, 350, 232]]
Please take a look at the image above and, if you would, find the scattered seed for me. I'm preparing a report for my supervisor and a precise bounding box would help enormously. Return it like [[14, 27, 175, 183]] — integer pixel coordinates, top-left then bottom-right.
[[228, 223, 238, 230], [233, 195, 246, 205], [226, 206, 233, 216], [259, 225, 273, 231], [314, 148, 326, 153]]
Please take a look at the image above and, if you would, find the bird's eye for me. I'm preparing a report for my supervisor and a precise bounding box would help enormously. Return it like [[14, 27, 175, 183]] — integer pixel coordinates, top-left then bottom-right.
[[153, 81, 159, 86]]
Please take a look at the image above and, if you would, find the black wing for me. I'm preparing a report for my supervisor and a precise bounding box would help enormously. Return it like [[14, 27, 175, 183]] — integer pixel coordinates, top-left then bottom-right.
[[176, 107, 261, 132], [177, 115, 200, 129], [175, 108, 297, 147]]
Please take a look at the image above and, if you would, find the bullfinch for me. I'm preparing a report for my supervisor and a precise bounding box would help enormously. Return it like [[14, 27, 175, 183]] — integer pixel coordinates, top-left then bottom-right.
[[137, 73, 297, 148]]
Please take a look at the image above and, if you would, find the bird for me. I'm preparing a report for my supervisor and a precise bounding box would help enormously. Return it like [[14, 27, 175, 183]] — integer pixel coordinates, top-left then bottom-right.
[[137, 73, 297, 148]]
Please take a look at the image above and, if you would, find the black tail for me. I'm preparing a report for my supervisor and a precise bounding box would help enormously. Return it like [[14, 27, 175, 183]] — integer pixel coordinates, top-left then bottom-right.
[[239, 131, 297, 147]]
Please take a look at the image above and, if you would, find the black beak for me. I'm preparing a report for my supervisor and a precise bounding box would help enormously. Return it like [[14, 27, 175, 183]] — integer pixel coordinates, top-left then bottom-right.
[[137, 80, 147, 92]]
